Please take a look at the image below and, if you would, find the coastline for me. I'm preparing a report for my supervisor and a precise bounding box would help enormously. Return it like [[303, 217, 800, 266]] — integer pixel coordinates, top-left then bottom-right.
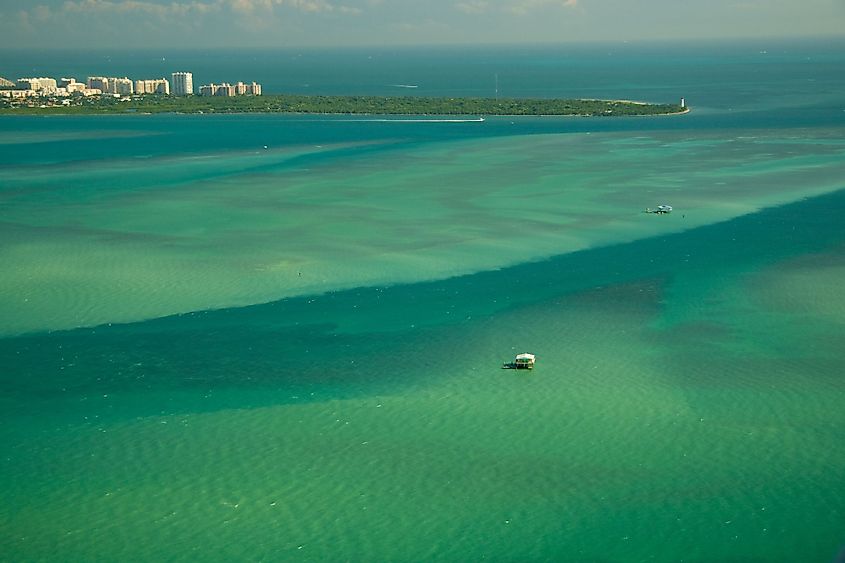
[[0, 94, 688, 117]]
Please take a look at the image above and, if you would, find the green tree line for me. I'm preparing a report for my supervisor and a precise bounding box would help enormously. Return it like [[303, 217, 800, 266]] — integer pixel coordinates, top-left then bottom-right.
[[0, 93, 685, 116]]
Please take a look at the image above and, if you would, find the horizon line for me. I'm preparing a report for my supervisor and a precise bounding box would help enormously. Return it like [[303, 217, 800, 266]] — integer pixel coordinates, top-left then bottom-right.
[[3, 34, 844, 52]]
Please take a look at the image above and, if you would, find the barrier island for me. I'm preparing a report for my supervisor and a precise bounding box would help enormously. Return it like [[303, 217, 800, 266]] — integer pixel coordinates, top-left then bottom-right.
[[0, 94, 687, 116]]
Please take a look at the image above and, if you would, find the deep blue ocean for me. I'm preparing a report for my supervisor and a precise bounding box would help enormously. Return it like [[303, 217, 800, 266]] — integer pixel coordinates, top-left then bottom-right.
[[3, 39, 844, 166], [3, 38, 844, 105]]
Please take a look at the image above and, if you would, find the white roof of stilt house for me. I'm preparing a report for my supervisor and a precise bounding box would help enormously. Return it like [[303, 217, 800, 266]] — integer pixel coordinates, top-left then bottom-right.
[[515, 353, 535, 361]]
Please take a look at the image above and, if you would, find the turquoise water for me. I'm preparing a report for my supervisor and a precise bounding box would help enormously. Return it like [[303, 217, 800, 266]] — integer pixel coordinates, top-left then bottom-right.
[[2, 40, 845, 561]]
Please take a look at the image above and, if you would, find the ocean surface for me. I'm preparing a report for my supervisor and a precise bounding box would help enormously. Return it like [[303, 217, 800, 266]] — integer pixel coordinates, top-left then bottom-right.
[[1, 39, 845, 562]]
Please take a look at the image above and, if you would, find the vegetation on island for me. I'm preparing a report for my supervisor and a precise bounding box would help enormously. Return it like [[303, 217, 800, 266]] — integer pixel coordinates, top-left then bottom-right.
[[0, 93, 685, 117]]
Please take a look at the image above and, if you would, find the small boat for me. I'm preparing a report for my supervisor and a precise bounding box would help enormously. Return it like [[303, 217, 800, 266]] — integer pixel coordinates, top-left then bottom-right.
[[645, 204, 673, 214], [502, 353, 536, 370]]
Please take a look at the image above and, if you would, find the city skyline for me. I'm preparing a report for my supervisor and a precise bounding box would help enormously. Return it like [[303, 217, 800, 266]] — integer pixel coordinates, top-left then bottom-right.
[[2, 71, 263, 105], [1, 0, 843, 49]]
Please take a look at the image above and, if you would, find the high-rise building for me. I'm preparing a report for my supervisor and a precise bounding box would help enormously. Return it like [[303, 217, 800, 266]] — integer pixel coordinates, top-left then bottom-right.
[[111, 77, 134, 95], [200, 81, 262, 96], [199, 83, 236, 96], [87, 76, 109, 91], [16, 78, 39, 90], [87, 76, 134, 95], [135, 79, 170, 95], [17, 77, 58, 93], [171, 72, 193, 96]]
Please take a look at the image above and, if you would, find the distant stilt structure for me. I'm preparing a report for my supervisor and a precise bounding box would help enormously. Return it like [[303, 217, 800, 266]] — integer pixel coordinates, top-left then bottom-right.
[[502, 353, 536, 370]]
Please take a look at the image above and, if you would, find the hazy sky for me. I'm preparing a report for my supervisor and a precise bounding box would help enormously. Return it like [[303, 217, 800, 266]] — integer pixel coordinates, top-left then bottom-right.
[[3, 0, 843, 48]]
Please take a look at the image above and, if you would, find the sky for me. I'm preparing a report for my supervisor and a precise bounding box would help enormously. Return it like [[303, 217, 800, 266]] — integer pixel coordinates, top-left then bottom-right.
[[2, 0, 843, 48]]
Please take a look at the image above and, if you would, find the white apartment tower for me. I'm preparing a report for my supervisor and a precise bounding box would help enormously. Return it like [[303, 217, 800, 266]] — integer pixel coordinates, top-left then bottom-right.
[[171, 72, 193, 96], [17, 77, 58, 93], [135, 79, 170, 95], [111, 77, 134, 95]]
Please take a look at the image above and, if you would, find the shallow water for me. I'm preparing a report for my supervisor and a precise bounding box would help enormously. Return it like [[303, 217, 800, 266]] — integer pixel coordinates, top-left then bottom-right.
[[1, 39, 844, 562], [2, 123, 844, 335]]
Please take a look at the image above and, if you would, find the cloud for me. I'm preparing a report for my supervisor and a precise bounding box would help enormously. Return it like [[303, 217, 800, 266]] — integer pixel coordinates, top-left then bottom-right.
[[229, 0, 337, 13], [455, 0, 490, 14], [5, 0, 362, 46], [221, 0, 361, 34], [32, 4, 54, 19], [61, 0, 219, 18], [508, 0, 577, 15], [57, 0, 358, 17], [454, 0, 577, 16], [16, 9, 34, 31], [292, 0, 362, 14]]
